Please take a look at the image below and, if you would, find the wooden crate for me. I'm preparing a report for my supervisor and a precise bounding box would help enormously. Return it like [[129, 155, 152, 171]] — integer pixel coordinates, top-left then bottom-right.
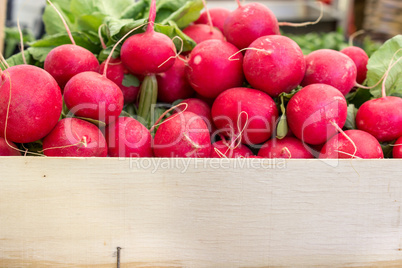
[[1, 157, 402, 267]]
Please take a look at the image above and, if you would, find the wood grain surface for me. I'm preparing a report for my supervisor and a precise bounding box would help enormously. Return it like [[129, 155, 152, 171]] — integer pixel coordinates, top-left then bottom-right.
[[0, 157, 402, 267]]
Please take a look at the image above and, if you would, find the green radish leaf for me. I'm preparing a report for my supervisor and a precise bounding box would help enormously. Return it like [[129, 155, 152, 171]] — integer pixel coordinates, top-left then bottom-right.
[[366, 35, 402, 98], [70, 0, 132, 18], [345, 87, 373, 108], [74, 116, 107, 128], [43, 2, 76, 36], [28, 47, 54, 62], [344, 104, 357, 130], [30, 32, 101, 54], [119, 110, 133, 118], [276, 115, 288, 139], [381, 143, 394, 158], [120, 0, 150, 20], [76, 13, 106, 33], [172, 99, 184, 107], [4, 50, 35, 69], [155, 22, 196, 52], [159, 0, 203, 28], [122, 74, 140, 88]]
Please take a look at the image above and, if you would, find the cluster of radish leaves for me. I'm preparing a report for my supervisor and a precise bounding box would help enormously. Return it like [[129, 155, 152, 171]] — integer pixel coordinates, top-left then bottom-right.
[[3, 0, 202, 70]]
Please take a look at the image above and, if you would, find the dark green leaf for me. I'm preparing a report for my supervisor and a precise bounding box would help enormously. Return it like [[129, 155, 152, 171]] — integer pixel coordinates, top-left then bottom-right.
[[28, 47, 54, 62], [345, 88, 373, 108], [366, 35, 402, 98], [30, 32, 101, 54], [160, 0, 203, 28], [43, 3, 76, 36], [120, 0, 149, 19], [381, 143, 394, 158], [4, 50, 35, 68], [155, 22, 196, 52], [344, 104, 357, 130], [76, 13, 105, 33], [122, 74, 140, 88]]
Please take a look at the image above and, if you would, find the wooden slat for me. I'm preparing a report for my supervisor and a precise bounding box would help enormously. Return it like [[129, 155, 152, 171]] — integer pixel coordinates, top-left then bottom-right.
[[0, 0, 6, 54], [0, 157, 402, 267]]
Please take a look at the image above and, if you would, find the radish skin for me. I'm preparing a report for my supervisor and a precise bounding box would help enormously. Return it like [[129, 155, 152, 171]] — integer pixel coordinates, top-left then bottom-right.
[[195, 7, 231, 33], [186, 39, 244, 99], [286, 83, 348, 145], [302, 49, 357, 95], [319, 129, 384, 159], [223, 2, 280, 50], [105, 117, 153, 157], [210, 140, 253, 158], [42, 118, 107, 157], [0, 65, 63, 143], [243, 35, 306, 97], [393, 136, 402, 158], [0, 137, 21, 156], [153, 111, 212, 158], [258, 137, 313, 158], [211, 87, 279, 145]]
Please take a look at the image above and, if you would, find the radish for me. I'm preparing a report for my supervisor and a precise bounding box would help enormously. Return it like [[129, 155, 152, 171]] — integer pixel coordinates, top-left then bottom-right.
[[42, 118, 107, 157], [286, 83, 348, 145], [99, 58, 141, 105], [340, 46, 369, 85], [44, 0, 99, 89], [355, 57, 402, 142], [243, 35, 306, 97], [186, 39, 244, 98], [301, 49, 357, 95], [174, 98, 214, 132], [153, 111, 212, 157], [340, 30, 368, 85], [393, 136, 402, 158], [223, 1, 279, 49], [156, 56, 195, 103], [258, 137, 313, 158], [182, 0, 224, 44], [211, 87, 279, 145], [120, 0, 176, 75], [0, 137, 21, 156], [182, 24, 225, 44], [210, 140, 253, 158], [319, 130, 383, 159], [0, 65, 63, 143], [105, 117, 153, 157], [356, 96, 402, 142], [63, 71, 124, 124], [195, 7, 231, 33]]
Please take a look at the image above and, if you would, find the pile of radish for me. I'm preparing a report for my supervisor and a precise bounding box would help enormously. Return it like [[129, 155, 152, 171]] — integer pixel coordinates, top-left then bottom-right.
[[0, 0, 401, 159]]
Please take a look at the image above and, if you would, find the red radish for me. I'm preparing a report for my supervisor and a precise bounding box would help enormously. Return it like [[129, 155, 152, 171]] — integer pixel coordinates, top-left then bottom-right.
[[210, 140, 253, 158], [356, 57, 402, 142], [174, 98, 213, 131], [243, 35, 306, 97], [44, 0, 99, 89], [0, 137, 21, 156], [63, 72, 124, 124], [258, 137, 313, 158], [182, 0, 224, 44], [223, 1, 279, 50], [0, 65, 62, 143], [156, 57, 195, 103], [182, 24, 224, 44], [195, 7, 231, 33], [355, 96, 402, 142], [120, 0, 176, 75], [195, 93, 215, 107], [319, 130, 383, 159], [186, 39, 244, 98], [211, 87, 279, 145], [340, 46, 369, 84], [153, 111, 212, 157], [99, 58, 140, 104], [105, 117, 153, 157], [42, 118, 107, 157], [286, 83, 348, 145], [393, 136, 402, 158], [301, 49, 357, 95]]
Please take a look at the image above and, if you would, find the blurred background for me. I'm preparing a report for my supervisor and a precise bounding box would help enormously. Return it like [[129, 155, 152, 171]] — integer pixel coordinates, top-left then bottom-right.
[[0, 0, 401, 58]]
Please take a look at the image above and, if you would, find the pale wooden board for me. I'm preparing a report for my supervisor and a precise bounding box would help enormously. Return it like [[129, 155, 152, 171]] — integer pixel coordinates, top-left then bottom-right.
[[0, 0, 6, 54], [0, 157, 402, 267]]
